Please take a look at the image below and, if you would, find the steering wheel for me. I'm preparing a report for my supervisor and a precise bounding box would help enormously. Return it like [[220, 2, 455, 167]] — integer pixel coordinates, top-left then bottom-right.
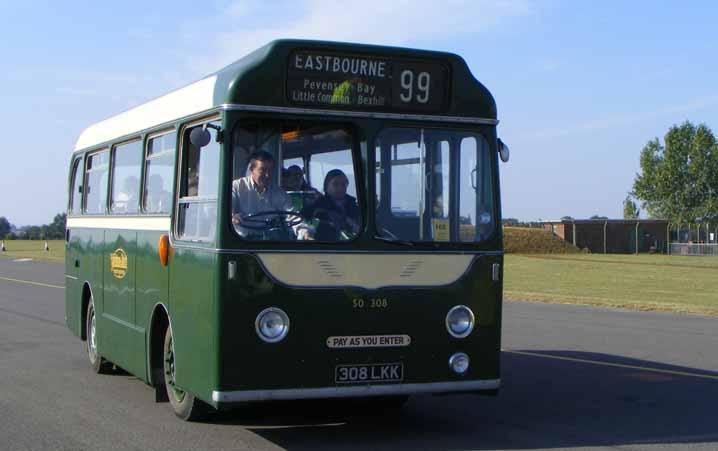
[[238, 210, 303, 231]]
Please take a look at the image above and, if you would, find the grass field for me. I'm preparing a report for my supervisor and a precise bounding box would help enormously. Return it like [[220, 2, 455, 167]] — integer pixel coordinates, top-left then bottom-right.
[[0, 240, 64, 262], [504, 254, 718, 316], [2, 240, 716, 316]]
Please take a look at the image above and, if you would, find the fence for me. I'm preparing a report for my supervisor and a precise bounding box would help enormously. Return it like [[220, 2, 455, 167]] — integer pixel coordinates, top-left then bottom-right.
[[669, 243, 718, 256]]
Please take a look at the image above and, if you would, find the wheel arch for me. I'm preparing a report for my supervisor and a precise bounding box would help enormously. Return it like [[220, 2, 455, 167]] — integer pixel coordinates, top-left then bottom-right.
[[80, 281, 94, 341], [147, 302, 171, 387]]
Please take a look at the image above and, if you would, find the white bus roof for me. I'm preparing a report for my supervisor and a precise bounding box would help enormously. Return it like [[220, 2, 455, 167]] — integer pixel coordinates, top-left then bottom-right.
[[73, 75, 217, 151]]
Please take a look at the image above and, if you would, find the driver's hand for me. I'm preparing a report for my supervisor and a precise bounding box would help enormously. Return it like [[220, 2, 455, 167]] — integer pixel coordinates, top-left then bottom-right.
[[232, 214, 242, 225]]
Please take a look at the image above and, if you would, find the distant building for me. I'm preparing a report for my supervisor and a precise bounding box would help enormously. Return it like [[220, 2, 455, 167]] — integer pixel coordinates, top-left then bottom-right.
[[542, 219, 670, 254]]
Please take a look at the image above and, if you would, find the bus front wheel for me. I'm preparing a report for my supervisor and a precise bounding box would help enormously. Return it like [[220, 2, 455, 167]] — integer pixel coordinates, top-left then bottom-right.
[[85, 300, 113, 374], [163, 327, 208, 421]]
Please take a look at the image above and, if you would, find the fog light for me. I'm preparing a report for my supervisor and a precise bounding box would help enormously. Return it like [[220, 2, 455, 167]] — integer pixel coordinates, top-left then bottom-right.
[[449, 352, 470, 375], [255, 307, 290, 343], [446, 305, 475, 338]]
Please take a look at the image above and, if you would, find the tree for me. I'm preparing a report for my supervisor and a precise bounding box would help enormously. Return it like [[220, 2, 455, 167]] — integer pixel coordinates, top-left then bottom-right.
[[589, 215, 608, 220], [44, 213, 66, 239], [623, 196, 640, 219], [0, 217, 11, 238], [632, 121, 718, 222]]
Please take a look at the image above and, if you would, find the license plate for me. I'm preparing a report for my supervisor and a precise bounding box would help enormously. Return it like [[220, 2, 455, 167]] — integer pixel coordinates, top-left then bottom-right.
[[335, 363, 403, 384]]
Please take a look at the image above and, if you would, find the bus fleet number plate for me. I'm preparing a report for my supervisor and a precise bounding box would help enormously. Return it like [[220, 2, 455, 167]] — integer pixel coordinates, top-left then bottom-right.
[[335, 363, 403, 384]]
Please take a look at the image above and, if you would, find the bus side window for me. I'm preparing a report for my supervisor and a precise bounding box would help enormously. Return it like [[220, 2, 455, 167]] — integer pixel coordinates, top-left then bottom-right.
[[84, 150, 109, 214], [110, 140, 142, 214], [144, 131, 176, 214], [69, 157, 83, 214], [177, 121, 220, 242]]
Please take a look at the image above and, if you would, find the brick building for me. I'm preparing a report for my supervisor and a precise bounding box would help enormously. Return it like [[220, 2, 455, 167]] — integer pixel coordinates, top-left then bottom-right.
[[542, 219, 670, 254]]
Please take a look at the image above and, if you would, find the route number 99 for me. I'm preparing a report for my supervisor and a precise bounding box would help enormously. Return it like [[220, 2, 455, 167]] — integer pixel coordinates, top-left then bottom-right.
[[399, 70, 430, 104]]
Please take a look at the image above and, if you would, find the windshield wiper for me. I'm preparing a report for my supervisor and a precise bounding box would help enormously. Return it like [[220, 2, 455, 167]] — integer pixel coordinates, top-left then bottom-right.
[[373, 235, 415, 247]]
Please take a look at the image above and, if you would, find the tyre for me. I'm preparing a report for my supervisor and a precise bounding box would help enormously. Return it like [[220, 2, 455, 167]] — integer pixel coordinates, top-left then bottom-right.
[[86, 300, 113, 374], [163, 326, 209, 421]]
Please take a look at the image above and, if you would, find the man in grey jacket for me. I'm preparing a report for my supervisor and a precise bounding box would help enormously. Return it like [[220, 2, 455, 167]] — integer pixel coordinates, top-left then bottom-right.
[[232, 151, 313, 240]]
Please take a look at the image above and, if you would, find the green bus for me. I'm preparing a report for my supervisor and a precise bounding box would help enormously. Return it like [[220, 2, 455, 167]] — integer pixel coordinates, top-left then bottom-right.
[[65, 40, 509, 420]]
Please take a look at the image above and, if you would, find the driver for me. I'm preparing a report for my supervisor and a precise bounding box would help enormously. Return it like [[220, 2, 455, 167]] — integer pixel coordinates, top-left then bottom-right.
[[232, 151, 313, 240]]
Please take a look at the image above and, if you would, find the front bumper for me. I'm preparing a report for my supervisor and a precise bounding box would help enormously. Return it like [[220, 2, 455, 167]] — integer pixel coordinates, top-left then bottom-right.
[[212, 378, 500, 403]]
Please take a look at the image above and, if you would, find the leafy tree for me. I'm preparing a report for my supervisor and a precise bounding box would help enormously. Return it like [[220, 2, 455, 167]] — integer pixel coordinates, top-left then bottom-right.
[[44, 213, 66, 239], [0, 217, 11, 238], [623, 196, 640, 219], [502, 218, 520, 226], [589, 215, 608, 220], [632, 121, 718, 222]]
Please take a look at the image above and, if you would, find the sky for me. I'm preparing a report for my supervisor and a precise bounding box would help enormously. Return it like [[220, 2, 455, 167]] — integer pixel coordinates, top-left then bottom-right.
[[2, 0, 718, 225]]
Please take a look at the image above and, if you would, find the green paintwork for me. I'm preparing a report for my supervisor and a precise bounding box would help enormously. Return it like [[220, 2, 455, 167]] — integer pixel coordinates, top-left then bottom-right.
[[211, 39, 496, 120], [215, 253, 502, 391], [66, 40, 504, 409]]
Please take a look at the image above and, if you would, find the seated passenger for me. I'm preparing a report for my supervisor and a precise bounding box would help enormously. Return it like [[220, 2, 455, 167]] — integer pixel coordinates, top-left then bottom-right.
[[309, 169, 360, 241], [232, 151, 313, 240], [115, 176, 139, 213], [283, 165, 317, 192], [146, 174, 171, 213], [282, 164, 319, 211]]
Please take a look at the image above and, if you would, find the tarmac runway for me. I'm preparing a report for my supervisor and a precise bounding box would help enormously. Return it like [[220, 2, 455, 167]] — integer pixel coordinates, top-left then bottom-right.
[[1, 257, 716, 451]]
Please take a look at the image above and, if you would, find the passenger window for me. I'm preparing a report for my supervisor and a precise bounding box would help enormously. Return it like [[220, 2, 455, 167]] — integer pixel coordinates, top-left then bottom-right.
[[177, 121, 220, 242], [110, 140, 142, 214], [144, 131, 176, 214], [69, 157, 83, 213], [84, 150, 109, 214]]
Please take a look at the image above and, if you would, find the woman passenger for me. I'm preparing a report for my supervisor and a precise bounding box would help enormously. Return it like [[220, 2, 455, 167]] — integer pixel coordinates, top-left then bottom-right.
[[310, 169, 360, 240]]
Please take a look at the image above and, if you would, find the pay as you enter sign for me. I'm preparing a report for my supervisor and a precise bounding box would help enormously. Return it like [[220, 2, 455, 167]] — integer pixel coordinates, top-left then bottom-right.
[[326, 334, 411, 349]]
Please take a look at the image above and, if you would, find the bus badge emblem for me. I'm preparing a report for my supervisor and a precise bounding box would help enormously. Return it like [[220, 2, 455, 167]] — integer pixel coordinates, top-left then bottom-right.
[[110, 248, 128, 279]]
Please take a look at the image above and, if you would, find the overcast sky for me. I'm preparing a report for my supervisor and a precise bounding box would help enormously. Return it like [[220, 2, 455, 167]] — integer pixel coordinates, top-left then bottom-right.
[[2, 0, 718, 225]]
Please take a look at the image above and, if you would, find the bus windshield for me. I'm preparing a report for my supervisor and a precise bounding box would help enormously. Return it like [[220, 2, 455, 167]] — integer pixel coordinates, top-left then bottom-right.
[[375, 127, 494, 243], [231, 120, 362, 242]]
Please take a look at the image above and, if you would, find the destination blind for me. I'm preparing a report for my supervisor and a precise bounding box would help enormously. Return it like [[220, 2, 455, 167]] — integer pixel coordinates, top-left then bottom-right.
[[287, 51, 448, 113]]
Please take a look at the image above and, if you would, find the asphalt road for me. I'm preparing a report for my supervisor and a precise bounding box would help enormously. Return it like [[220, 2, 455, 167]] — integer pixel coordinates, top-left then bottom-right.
[[1, 257, 717, 451]]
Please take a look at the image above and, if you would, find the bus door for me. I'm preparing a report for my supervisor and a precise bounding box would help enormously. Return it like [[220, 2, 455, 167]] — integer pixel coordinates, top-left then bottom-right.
[[65, 156, 84, 331], [102, 139, 143, 372]]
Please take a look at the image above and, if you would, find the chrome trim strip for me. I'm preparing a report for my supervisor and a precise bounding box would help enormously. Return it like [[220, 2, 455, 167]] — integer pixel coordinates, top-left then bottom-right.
[[65, 275, 79, 280], [168, 244, 504, 256], [220, 104, 499, 125], [212, 379, 500, 403]]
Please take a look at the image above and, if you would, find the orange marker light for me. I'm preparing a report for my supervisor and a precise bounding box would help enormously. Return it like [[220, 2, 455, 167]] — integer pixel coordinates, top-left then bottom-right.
[[158, 234, 170, 266]]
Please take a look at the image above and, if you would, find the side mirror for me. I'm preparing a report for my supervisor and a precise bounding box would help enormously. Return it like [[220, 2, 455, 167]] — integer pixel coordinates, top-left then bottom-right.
[[190, 127, 211, 148], [498, 138, 510, 163]]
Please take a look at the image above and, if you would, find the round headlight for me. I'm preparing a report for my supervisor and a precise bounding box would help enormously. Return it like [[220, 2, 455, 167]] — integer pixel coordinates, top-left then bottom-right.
[[255, 307, 290, 343], [449, 352, 470, 375], [446, 305, 475, 338]]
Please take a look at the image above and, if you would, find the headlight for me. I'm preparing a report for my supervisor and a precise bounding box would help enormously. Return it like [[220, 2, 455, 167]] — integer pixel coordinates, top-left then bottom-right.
[[255, 307, 290, 343], [446, 305, 475, 338], [449, 352, 470, 375]]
